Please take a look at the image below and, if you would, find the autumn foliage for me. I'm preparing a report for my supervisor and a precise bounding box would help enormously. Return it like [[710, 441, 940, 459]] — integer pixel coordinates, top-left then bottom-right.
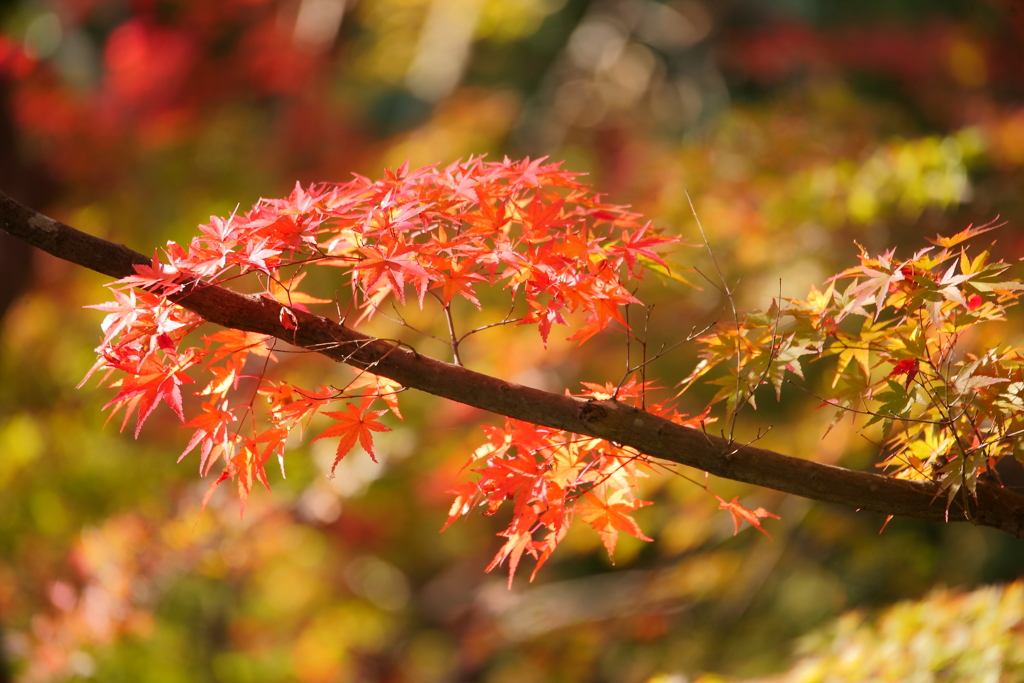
[[79, 153, 1024, 584], [80, 156, 698, 582], [683, 222, 1024, 509]]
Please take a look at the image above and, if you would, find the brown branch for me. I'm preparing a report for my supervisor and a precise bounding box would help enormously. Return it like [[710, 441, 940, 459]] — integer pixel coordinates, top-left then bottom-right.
[[4, 190, 1024, 539]]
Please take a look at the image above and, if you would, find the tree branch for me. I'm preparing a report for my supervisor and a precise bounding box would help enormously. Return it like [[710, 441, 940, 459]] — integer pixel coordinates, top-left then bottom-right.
[[4, 189, 1024, 539]]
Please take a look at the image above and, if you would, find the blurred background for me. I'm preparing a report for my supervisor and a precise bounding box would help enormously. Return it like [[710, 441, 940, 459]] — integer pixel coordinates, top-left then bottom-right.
[[3, 0, 1024, 681]]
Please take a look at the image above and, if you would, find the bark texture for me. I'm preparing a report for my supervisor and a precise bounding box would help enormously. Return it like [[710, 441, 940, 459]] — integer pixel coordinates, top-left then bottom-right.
[[4, 189, 1024, 539]]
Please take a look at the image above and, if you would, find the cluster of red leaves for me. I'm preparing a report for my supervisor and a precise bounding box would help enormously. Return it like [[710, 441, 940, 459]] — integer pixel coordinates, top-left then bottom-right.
[[445, 378, 710, 586], [84, 157, 682, 581]]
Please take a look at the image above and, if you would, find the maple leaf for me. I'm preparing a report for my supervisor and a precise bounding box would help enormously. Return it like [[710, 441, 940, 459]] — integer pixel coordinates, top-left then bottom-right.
[[925, 220, 1001, 248], [508, 155, 555, 187], [352, 242, 434, 307], [78, 156, 735, 576], [828, 317, 892, 387], [180, 400, 238, 475], [85, 287, 140, 346], [345, 369, 405, 420], [120, 249, 183, 293], [888, 358, 920, 390], [278, 305, 299, 331], [574, 490, 653, 557], [521, 189, 568, 236], [236, 237, 281, 274], [717, 496, 780, 539], [951, 360, 1010, 395], [474, 449, 545, 516], [313, 398, 391, 475], [835, 262, 904, 321], [435, 259, 486, 308], [443, 481, 481, 531], [103, 354, 195, 437], [232, 445, 264, 516], [198, 213, 239, 244], [253, 428, 290, 480], [520, 300, 569, 346], [276, 180, 322, 215], [477, 232, 526, 281], [442, 165, 485, 204], [202, 468, 234, 512], [469, 422, 515, 462], [204, 329, 276, 364], [609, 224, 676, 275], [565, 297, 633, 345], [259, 382, 334, 431], [487, 523, 536, 589], [524, 526, 568, 582]]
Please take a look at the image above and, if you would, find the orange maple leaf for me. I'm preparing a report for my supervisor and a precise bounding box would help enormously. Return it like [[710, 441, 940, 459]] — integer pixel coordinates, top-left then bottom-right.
[[204, 329, 276, 364], [435, 259, 486, 308], [487, 525, 535, 589], [925, 220, 1002, 248], [716, 496, 780, 539], [346, 369, 405, 421], [574, 490, 653, 557]]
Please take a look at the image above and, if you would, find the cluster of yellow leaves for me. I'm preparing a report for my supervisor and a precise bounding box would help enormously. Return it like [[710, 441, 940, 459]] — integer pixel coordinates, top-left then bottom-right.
[[682, 223, 1024, 509]]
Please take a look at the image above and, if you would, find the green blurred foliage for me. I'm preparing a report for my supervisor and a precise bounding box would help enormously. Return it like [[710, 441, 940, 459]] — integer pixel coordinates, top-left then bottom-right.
[[2, 0, 1024, 681]]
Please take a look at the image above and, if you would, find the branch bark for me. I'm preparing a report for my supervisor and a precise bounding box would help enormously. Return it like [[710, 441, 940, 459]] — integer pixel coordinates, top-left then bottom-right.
[[4, 189, 1024, 539]]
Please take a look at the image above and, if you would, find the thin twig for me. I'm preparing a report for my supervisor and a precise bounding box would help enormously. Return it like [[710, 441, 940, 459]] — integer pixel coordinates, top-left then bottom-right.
[[640, 305, 651, 408], [785, 380, 948, 426], [378, 302, 446, 345], [430, 291, 463, 366], [686, 191, 744, 443], [456, 300, 521, 345], [615, 320, 715, 395]]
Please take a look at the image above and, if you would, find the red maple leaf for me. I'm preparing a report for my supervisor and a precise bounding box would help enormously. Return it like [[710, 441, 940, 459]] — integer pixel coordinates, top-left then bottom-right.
[[888, 357, 920, 390], [180, 400, 238, 475], [103, 354, 195, 437], [352, 242, 434, 306], [610, 224, 675, 274], [121, 249, 184, 293], [236, 236, 281, 274], [313, 398, 392, 475]]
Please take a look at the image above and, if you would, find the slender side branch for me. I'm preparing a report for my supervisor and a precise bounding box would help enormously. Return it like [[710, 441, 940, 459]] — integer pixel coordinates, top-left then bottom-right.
[[4, 190, 1024, 539]]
